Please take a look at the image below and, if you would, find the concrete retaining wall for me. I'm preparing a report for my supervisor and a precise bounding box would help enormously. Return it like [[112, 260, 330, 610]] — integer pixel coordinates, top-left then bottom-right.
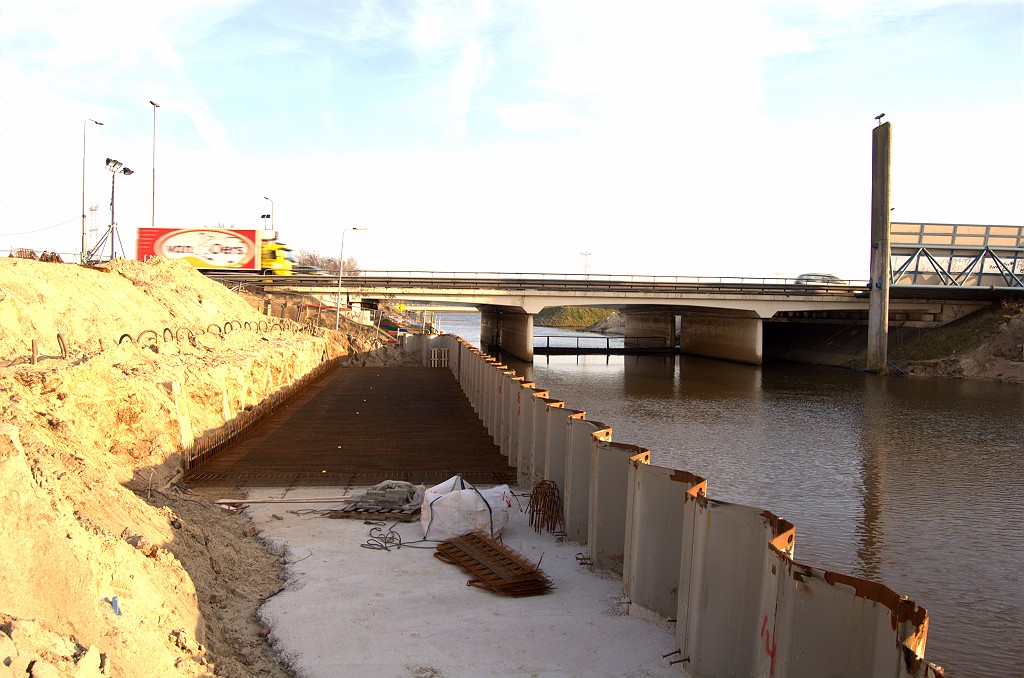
[[428, 334, 942, 678]]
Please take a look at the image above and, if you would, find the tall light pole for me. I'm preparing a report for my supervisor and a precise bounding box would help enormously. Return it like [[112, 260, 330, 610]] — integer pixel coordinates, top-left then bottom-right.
[[105, 158, 133, 261], [263, 196, 274, 230], [81, 118, 103, 262], [335, 227, 367, 330], [150, 101, 160, 228]]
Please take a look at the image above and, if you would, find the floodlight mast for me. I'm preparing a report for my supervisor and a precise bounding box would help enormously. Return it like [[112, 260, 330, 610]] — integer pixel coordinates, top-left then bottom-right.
[[87, 158, 133, 263]]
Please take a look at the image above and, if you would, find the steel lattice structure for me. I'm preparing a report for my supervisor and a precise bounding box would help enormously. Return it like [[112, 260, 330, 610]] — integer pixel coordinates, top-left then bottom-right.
[[890, 222, 1024, 288]]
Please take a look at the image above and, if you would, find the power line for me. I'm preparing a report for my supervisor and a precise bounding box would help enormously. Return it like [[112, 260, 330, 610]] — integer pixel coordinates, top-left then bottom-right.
[[0, 216, 79, 237]]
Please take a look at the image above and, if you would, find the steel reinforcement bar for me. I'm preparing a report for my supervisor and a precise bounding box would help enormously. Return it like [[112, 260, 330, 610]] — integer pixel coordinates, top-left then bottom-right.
[[181, 356, 340, 473]]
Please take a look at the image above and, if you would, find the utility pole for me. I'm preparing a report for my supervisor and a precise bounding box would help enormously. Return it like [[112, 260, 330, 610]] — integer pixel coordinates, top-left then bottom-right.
[[867, 119, 892, 374], [81, 119, 103, 262], [580, 251, 592, 278], [150, 101, 160, 228]]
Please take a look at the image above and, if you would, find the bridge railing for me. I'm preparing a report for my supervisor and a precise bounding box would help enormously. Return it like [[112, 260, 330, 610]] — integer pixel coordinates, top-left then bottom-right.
[[356, 270, 870, 291]]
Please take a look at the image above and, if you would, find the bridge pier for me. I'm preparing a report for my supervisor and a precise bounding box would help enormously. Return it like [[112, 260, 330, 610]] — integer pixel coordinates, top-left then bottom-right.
[[623, 312, 678, 349], [481, 308, 534, 361], [679, 313, 763, 365]]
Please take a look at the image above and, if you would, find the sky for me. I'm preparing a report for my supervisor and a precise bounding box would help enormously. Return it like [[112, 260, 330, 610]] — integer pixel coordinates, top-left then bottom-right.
[[1, 0, 1021, 280]]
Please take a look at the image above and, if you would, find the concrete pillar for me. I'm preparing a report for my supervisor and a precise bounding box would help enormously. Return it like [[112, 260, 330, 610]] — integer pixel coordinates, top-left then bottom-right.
[[867, 121, 892, 374], [500, 311, 534, 361], [679, 314, 763, 365], [481, 309, 534, 361], [480, 310, 499, 353], [623, 312, 676, 349]]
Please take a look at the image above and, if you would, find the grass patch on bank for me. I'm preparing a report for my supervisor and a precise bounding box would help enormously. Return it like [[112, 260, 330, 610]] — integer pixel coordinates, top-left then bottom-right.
[[893, 300, 1023, 360], [535, 306, 616, 328]]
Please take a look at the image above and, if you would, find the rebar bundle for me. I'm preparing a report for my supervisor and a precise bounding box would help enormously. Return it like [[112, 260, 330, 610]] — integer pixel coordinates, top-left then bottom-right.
[[527, 480, 564, 535]]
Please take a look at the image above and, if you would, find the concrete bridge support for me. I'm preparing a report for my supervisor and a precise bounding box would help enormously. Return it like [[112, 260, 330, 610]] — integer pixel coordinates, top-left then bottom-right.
[[480, 308, 534, 361], [623, 312, 677, 349], [679, 313, 763, 365]]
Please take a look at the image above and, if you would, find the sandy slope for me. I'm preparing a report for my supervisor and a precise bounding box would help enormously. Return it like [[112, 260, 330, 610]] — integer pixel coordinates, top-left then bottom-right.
[[0, 257, 399, 677]]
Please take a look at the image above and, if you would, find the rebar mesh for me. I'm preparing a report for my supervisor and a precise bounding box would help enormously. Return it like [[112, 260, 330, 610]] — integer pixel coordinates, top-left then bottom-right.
[[434, 531, 553, 597]]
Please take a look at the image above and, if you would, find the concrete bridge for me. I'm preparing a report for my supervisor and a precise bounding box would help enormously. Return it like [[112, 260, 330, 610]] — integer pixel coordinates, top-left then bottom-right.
[[222, 219, 1022, 366], [256, 271, 1006, 364]]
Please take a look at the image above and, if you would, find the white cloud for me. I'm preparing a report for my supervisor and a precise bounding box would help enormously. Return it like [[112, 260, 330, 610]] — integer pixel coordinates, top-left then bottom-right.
[[0, 0, 1019, 280]]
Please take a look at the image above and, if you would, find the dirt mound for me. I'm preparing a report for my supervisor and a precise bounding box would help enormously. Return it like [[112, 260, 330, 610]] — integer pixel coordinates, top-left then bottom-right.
[[900, 302, 1024, 382], [0, 257, 413, 676]]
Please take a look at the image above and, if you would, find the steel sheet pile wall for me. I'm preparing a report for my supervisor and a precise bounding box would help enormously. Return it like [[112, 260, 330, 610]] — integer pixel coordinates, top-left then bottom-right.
[[431, 335, 941, 678], [589, 441, 649, 574], [564, 415, 609, 545], [624, 463, 707, 623], [542, 404, 578, 493], [516, 385, 548, 487]]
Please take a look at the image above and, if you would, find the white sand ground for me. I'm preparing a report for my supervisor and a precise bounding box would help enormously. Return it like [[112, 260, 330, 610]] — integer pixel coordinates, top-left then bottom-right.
[[245, 486, 682, 678]]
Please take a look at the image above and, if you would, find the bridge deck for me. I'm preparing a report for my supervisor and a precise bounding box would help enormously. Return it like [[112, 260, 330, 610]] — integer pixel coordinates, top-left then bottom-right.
[[184, 366, 514, 488]]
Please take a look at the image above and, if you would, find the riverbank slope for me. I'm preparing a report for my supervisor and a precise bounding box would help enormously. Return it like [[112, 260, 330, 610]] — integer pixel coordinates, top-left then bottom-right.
[[0, 257, 415, 676]]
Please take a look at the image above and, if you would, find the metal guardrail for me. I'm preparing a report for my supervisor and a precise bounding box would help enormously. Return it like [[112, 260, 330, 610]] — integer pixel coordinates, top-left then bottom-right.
[[533, 335, 670, 350], [233, 270, 871, 296], [351, 270, 868, 290]]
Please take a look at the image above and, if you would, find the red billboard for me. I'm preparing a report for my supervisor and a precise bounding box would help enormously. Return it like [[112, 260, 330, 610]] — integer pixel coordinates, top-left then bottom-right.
[[137, 228, 259, 270]]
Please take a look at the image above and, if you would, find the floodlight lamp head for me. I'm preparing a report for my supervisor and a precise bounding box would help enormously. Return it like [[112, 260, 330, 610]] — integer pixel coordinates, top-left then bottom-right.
[[105, 158, 122, 172], [121, 167, 134, 176]]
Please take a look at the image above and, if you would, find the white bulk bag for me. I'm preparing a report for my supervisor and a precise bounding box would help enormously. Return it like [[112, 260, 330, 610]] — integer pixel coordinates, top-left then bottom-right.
[[421, 474, 513, 540]]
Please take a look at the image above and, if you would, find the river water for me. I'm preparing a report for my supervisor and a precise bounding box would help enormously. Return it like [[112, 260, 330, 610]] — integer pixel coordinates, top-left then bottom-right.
[[434, 312, 1024, 677]]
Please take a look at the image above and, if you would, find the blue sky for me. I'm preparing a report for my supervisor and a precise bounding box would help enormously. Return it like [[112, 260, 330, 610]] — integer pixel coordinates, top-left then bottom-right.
[[1, 1, 1021, 279]]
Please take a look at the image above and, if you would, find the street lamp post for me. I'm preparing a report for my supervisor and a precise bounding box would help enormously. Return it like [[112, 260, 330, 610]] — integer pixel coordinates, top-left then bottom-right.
[[150, 100, 160, 228], [81, 118, 103, 263], [263, 196, 274, 230], [335, 227, 367, 330]]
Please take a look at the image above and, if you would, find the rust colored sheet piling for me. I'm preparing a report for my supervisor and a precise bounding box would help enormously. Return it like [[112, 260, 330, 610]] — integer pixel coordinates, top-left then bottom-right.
[[185, 367, 515, 488]]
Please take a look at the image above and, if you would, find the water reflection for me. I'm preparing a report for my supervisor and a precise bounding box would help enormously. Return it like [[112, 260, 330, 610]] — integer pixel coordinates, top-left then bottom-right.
[[856, 377, 889, 584]]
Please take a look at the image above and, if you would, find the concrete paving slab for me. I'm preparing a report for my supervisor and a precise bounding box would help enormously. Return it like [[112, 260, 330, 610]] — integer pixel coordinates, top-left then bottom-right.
[[246, 486, 681, 678]]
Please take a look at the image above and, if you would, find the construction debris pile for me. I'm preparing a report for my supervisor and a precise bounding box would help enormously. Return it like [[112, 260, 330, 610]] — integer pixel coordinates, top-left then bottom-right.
[[329, 480, 425, 522]]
